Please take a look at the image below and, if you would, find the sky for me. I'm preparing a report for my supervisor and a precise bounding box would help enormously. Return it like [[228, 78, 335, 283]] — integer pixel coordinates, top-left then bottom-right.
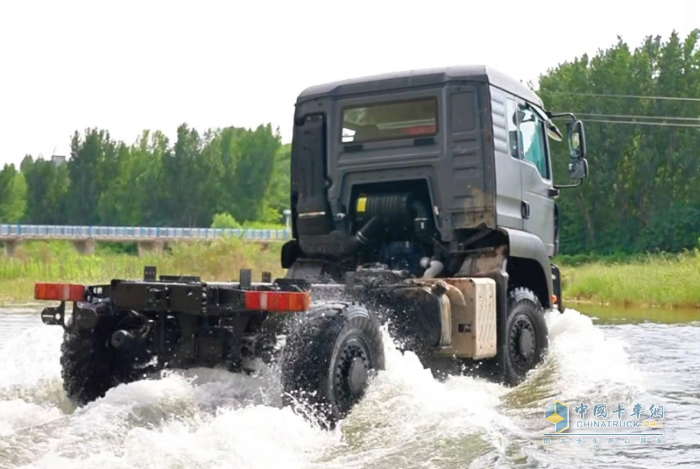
[[1, 0, 699, 165]]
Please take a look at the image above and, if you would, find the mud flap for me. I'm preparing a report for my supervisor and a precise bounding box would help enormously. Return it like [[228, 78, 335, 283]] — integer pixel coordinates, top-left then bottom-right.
[[551, 264, 563, 312], [281, 240, 303, 269]]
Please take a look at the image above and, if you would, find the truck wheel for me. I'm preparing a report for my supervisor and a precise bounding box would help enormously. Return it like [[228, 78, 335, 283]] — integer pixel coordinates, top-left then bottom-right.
[[503, 287, 549, 386], [60, 311, 137, 406], [280, 302, 385, 429]]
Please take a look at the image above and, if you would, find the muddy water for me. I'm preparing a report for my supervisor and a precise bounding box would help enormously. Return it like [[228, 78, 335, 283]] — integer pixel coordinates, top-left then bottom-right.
[[0, 303, 698, 468]]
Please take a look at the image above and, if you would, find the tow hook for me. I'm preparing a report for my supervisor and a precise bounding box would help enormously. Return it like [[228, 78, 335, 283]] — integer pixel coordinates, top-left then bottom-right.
[[40, 302, 66, 327], [40, 301, 99, 331]]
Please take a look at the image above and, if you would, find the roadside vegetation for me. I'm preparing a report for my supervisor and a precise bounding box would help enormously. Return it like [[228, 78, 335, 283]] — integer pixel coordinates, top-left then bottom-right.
[[0, 240, 283, 306], [556, 249, 700, 309]]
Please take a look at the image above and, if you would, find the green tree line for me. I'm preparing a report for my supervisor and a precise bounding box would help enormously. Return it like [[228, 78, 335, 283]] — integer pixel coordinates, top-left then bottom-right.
[[0, 124, 290, 228], [1, 30, 699, 256], [539, 29, 700, 255]]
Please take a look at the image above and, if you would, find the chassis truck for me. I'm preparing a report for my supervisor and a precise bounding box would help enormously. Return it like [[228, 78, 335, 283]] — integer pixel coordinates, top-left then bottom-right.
[[33, 65, 588, 429]]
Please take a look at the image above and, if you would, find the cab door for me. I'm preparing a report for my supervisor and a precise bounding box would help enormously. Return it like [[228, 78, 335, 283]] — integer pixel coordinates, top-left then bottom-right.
[[514, 102, 556, 256]]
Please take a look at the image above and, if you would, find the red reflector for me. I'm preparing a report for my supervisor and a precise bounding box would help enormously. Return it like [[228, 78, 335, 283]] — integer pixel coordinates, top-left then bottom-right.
[[244, 290, 310, 312], [34, 283, 86, 302]]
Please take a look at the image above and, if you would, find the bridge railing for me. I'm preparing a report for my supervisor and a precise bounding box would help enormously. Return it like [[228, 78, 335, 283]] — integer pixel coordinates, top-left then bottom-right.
[[0, 224, 291, 241]]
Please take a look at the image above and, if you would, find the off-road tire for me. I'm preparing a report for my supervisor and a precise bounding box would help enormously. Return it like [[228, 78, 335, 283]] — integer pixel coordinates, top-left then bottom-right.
[[280, 302, 385, 429], [503, 287, 549, 385], [60, 310, 138, 406]]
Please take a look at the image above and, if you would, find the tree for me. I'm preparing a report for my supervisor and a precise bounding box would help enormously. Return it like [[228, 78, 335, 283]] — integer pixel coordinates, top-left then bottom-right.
[[537, 29, 700, 255], [0, 164, 27, 222]]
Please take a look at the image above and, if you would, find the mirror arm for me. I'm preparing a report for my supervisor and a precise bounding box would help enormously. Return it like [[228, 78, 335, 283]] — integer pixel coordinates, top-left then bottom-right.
[[554, 179, 583, 190], [547, 112, 577, 121]]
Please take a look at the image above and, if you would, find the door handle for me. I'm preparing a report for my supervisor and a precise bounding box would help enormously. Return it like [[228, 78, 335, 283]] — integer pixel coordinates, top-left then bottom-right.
[[521, 201, 530, 219]]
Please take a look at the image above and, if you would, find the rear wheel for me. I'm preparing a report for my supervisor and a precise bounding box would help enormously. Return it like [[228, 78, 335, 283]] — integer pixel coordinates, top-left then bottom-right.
[[280, 302, 385, 429], [60, 307, 140, 406], [503, 287, 549, 385]]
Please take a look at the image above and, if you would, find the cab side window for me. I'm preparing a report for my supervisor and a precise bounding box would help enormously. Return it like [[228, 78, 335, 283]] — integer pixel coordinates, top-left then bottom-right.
[[517, 104, 549, 180]]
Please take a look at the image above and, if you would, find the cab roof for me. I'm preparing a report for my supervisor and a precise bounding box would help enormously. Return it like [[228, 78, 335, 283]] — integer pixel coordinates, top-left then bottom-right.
[[296, 64, 542, 106]]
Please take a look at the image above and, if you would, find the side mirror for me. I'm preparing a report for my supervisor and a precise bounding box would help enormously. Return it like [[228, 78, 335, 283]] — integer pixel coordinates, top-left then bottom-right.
[[566, 120, 586, 158], [568, 158, 588, 180]]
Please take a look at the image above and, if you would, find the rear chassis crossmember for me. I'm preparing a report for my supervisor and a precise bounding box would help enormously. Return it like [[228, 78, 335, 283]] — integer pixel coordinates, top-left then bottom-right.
[[36, 266, 315, 373]]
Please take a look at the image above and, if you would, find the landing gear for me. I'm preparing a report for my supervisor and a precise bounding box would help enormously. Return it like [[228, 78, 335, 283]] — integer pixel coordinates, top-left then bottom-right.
[[279, 302, 385, 429], [503, 287, 549, 385]]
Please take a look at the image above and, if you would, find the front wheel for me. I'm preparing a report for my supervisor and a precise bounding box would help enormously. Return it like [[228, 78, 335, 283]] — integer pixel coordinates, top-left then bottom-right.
[[279, 302, 385, 429], [503, 287, 549, 385]]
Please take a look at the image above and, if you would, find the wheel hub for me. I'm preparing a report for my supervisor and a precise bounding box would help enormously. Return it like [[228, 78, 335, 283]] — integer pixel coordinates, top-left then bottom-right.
[[508, 316, 537, 370], [519, 327, 535, 358], [333, 338, 372, 411], [348, 357, 369, 394]]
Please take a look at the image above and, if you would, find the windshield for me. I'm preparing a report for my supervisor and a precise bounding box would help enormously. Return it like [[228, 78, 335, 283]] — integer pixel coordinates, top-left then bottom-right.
[[341, 97, 438, 143]]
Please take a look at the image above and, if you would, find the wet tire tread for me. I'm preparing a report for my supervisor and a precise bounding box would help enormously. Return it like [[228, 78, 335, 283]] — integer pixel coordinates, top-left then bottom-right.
[[279, 302, 385, 428], [503, 286, 549, 386]]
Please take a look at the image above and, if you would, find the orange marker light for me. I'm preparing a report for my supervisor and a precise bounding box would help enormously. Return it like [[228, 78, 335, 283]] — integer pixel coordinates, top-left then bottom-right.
[[34, 283, 86, 302], [551, 294, 558, 305], [244, 290, 310, 312]]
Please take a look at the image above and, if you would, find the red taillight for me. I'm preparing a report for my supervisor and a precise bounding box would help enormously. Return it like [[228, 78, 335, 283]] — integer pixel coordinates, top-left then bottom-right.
[[244, 290, 310, 312], [34, 283, 86, 302]]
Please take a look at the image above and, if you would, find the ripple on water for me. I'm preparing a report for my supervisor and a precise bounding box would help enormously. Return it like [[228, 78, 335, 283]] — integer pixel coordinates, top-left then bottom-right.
[[0, 307, 695, 469]]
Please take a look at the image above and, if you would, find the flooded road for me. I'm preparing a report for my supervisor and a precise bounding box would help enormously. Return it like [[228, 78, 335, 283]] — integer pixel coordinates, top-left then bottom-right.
[[0, 303, 698, 468]]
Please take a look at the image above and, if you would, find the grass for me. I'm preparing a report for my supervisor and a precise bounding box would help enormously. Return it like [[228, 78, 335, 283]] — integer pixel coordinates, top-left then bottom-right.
[[0, 239, 283, 306], [1, 240, 700, 310], [557, 250, 700, 309]]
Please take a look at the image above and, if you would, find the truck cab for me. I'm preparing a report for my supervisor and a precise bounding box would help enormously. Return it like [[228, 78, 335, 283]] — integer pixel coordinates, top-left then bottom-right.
[[282, 65, 587, 314]]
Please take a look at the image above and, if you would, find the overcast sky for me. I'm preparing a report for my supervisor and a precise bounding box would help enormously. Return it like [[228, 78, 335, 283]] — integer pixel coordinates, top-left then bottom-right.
[[1, 0, 698, 165]]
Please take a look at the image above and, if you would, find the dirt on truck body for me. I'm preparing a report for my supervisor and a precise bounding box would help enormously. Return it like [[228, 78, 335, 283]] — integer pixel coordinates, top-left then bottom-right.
[[34, 64, 589, 429]]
